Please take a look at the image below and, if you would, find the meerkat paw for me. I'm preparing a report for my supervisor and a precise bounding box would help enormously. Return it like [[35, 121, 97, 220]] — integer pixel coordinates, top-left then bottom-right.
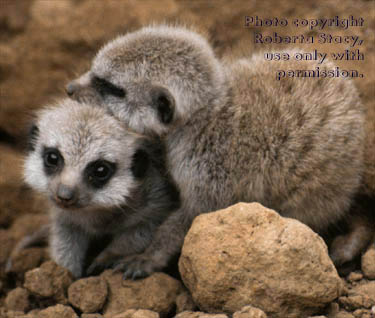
[[329, 232, 369, 276], [329, 235, 357, 266], [113, 253, 163, 280], [329, 216, 373, 275]]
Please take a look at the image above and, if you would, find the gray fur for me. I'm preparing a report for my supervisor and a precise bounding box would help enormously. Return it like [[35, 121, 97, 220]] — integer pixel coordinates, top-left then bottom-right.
[[23, 100, 179, 278], [67, 25, 366, 277], [66, 25, 225, 136], [120, 56, 365, 277]]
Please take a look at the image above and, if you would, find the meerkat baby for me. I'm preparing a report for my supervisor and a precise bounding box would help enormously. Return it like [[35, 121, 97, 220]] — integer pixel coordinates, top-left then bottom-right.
[[65, 25, 226, 136], [23, 99, 179, 278], [65, 25, 367, 278]]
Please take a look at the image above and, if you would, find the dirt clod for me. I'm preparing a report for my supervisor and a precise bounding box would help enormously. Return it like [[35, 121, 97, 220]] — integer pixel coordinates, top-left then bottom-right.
[[4, 287, 29, 312], [68, 277, 107, 313]]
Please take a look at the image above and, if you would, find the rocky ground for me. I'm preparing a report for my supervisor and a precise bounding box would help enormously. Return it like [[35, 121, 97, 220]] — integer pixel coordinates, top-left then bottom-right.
[[0, 0, 374, 318], [1, 203, 375, 318]]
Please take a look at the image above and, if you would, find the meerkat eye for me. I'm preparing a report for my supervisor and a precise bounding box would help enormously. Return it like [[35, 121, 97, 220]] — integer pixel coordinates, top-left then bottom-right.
[[85, 160, 117, 188], [43, 147, 63, 175], [91, 76, 125, 98]]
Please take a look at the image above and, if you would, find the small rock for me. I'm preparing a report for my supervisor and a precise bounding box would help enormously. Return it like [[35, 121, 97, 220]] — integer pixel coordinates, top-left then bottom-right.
[[24, 309, 42, 318], [68, 277, 107, 313], [361, 244, 375, 279], [2, 310, 26, 317], [179, 203, 343, 318], [176, 290, 197, 313], [233, 305, 267, 318], [81, 314, 104, 318], [101, 270, 182, 318], [24, 261, 73, 304], [352, 309, 372, 318], [327, 302, 340, 317], [352, 281, 375, 304], [175, 311, 200, 318], [331, 311, 354, 318], [175, 312, 228, 318], [112, 309, 160, 318], [4, 287, 29, 312], [38, 304, 78, 318], [346, 272, 363, 283], [339, 294, 372, 310]]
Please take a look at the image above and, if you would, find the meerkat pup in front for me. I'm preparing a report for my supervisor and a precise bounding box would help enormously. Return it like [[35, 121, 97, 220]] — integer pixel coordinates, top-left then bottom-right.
[[24, 99, 179, 278], [66, 25, 367, 278]]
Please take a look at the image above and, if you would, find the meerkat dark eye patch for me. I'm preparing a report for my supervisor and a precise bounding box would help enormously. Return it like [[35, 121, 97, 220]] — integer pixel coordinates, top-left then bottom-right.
[[131, 149, 149, 179], [151, 86, 175, 125], [91, 76, 125, 98], [85, 160, 117, 189], [27, 124, 39, 151], [43, 147, 64, 175]]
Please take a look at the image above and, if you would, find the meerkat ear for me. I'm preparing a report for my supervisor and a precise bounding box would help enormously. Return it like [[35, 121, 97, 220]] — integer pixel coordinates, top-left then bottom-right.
[[27, 124, 39, 151], [150, 86, 175, 125]]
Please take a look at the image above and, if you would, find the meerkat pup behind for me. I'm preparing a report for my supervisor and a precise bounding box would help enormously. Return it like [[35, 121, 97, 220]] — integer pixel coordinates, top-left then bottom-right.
[[65, 25, 226, 136], [65, 25, 367, 278], [23, 99, 179, 278]]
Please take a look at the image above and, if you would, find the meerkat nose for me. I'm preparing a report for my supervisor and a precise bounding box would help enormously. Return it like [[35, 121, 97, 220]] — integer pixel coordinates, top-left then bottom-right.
[[56, 184, 77, 204], [65, 82, 77, 96]]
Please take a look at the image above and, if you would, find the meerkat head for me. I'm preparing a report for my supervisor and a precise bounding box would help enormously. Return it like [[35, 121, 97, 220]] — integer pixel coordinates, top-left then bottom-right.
[[24, 99, 154, 212], [65, 25, 225, 135]]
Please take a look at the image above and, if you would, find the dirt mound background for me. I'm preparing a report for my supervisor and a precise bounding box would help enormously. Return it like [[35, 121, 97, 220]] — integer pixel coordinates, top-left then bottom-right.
[[0, 0, 374, 317]]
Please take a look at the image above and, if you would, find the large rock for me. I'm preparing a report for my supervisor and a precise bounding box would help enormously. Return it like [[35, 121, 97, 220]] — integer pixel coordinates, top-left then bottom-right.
[[101, 270, 183, 318], [179, 203, 343, 318]]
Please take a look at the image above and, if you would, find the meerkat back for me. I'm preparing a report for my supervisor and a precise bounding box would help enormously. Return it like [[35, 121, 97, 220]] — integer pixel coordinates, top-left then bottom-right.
[[109, 52, 367, 279], [225, 54, 365, 231]]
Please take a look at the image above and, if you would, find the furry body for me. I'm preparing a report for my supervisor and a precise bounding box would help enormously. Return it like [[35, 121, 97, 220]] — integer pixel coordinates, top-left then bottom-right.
[[67, 26, 367, 277], [23, 100, 179, 278]]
